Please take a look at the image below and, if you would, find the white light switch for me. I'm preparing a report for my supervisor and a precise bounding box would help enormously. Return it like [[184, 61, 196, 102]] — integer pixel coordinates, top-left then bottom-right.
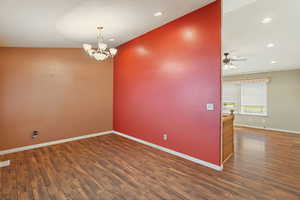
[[207, 104, 215, 111]]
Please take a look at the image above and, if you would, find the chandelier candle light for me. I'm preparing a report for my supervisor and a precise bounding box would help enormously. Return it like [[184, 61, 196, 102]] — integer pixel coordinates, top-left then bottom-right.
[[83, 26, 117, 61]]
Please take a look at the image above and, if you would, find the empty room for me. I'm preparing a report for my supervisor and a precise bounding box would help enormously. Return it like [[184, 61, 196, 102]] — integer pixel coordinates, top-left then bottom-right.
[[0, 0, 299, 199]]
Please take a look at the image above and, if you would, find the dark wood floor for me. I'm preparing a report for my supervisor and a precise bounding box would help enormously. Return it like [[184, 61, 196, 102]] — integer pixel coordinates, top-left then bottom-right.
[[1, 128, 300, 200]]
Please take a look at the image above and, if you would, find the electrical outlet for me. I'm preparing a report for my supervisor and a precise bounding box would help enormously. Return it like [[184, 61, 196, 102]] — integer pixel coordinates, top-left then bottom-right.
[[163, 134, 168, 141], [32, 131, 39, 139]]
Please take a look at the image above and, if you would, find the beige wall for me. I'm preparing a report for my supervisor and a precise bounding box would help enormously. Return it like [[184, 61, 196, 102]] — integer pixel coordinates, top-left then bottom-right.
[[223, 69, 300, 133], [0, 48, 113, 150]]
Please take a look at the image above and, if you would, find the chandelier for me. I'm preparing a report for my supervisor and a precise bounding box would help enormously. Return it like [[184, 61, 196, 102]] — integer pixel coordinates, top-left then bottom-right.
[[83, 26, 117, 61]]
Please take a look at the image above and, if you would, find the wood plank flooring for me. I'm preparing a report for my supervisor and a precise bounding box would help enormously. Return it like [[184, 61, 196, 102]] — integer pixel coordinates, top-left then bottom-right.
[[0, 128, 300, 200]]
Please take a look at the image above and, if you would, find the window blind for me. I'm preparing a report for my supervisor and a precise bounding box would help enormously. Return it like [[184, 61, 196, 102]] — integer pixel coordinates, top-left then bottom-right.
[[241, 82, 267, 106], [240, 81, 267, 115], [223, 82, 240, 104], [222, 82, 240, 113]]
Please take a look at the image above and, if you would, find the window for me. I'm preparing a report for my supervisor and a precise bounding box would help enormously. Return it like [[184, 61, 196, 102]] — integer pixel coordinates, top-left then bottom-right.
[[240, 81, 267, 115], [222, 79, 268, 116], [222, 82, 240, 113]]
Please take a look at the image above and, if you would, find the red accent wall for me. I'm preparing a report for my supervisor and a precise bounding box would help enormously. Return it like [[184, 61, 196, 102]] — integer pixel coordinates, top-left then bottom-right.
[[114, 1, 221, 165]]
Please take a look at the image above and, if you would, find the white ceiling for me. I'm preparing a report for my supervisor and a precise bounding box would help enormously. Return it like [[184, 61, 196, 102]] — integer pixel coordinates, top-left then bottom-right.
[[2, 0, 298, 76], [223, 0, 300, 76], [0, 0, 214, 48]]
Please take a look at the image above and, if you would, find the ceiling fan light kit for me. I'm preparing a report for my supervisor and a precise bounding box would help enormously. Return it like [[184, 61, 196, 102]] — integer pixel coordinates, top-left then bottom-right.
[[83, 26, 117, 61], [223, 52, 247, 71]]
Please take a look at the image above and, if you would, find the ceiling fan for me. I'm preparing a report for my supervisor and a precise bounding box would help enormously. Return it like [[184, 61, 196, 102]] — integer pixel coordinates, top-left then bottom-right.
[[223, 52, 247, 70]]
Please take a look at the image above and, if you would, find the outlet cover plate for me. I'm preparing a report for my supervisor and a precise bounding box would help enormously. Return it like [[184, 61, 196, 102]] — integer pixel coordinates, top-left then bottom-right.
[[163, 134, 168, 141]]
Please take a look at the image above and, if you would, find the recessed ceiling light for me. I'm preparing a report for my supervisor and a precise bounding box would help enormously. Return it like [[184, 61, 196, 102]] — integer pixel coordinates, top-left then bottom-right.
[[271, 61, 277, 64], [108, 38, 115, 42], [261, 17, 272, 24], [267, 43, 275, 48], [154, 12, 163, 17]]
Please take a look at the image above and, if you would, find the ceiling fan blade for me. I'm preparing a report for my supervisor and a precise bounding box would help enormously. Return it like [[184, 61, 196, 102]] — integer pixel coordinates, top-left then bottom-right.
[[231, 57, 247, 61]]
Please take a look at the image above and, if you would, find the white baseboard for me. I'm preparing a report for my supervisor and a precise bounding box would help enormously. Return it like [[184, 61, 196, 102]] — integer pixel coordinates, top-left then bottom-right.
[[0, 130, 113, 155], [235, 124, 300, 134], [0, 160, 10, 168], [0, 130, 223, 171], [113, 131, 223, 171]]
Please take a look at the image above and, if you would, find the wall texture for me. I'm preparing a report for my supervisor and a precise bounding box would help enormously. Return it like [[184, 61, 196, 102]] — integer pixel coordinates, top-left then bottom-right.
[[114, 1, 222, 165], [0, 48, 113, 150], [223, 69, 300, 133]]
